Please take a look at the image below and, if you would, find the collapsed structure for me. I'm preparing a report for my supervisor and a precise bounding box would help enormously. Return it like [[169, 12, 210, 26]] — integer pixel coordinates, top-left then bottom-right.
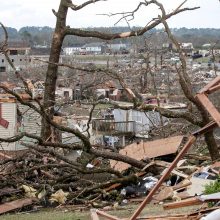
[[90, 77, 220, 219]]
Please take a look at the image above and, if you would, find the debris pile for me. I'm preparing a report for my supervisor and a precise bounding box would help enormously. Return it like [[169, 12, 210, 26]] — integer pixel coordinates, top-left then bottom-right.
[[0, 74, 220, 220]]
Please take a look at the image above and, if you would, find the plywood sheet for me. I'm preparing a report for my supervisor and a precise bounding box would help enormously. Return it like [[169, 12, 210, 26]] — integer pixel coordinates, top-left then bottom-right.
[[110, 136, 183, 172]]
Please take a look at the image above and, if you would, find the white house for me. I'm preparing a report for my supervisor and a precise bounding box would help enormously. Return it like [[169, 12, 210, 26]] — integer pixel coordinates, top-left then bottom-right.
[[0, 95, 42, 151], [0, 99, 17, 150], [63, 47, 83, 55], [83, 43, 106, 54], [56, 87, 73, 100]]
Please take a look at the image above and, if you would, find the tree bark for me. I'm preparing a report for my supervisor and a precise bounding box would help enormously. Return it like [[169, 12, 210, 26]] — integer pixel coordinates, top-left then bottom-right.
[[204, 131, 220, 161], [41, 0, 68, 140]]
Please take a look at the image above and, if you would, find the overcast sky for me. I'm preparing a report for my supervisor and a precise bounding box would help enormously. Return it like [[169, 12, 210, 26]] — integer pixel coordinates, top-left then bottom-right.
[[1, 0, 220, 30]]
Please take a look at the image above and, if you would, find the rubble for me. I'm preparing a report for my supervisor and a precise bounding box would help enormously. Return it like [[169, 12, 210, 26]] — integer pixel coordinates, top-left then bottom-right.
[[0, 45, 220, 219], [89, 76, 220, 219]]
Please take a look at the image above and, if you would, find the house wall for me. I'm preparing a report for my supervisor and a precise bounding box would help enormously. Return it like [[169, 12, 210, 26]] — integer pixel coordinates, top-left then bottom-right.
[[0, 102, 17, 150], [113, 109, 164, 137], [85, 46, 102, 53], [56, 88, 73, 100], [0, 54, 32, 72], [16, 103, 42, 150], [63, 47, 82, 55], [96, 89, 108, 98]]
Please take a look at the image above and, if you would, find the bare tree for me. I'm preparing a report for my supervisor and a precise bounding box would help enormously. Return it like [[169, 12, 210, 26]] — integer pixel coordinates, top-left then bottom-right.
[[42, 0, 199, 140], [40, 0, 220, 160]]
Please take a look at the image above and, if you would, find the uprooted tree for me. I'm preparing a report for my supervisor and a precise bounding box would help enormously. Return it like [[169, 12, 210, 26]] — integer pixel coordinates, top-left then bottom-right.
[[0, 0, 219, 206]]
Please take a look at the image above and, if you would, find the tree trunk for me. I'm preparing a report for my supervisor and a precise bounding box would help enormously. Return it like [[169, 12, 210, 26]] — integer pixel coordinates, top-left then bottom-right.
[[41, 0, 68, 140], [204, 131, 220, 161]]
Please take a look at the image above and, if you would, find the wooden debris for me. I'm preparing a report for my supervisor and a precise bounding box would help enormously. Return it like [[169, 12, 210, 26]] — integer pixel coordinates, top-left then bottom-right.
[[90, 209, 100, 220], [164, 193, 220, 210], [163, 197, 203, 210], [154, 187, 174, 202], [90, 209, 121, 220], [0, 188, 21, 197], [196, 93, 220, 127], [111, 136, 183, 172], [0, 198, 36, 215]]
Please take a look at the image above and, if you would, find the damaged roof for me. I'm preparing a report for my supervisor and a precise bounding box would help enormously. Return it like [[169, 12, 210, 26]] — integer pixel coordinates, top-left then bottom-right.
[[110, 135, 184, 172]]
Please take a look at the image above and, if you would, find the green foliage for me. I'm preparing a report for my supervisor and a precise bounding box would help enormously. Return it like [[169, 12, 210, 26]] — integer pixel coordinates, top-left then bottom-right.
[[203, 176, 220, 207], [204, 177, 220, 195]]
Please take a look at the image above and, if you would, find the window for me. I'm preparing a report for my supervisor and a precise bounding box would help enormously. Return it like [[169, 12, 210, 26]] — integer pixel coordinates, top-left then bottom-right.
[[0, 66, 6, 72], [20, 59, 22, 62], [2, 59, 4, 63], [11, 59, 14, 63]]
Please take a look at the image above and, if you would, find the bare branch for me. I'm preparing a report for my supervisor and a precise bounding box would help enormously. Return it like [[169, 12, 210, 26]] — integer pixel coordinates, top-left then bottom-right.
[[64, 5, 199, 39], [65, 0, 106, 11]]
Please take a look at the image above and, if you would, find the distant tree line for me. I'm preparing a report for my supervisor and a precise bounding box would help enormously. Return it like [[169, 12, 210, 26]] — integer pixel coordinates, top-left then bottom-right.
[[0, 26, 220, 48]]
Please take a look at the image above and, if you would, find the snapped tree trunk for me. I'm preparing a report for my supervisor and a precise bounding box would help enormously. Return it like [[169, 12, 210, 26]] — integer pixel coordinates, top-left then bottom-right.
[[41, 0, 68, 140]]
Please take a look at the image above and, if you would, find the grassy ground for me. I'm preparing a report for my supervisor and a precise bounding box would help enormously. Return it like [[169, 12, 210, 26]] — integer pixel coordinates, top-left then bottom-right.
[[0, 204, 201, 220], [72, 54, 125, 62], [0, 209, 90, 220]]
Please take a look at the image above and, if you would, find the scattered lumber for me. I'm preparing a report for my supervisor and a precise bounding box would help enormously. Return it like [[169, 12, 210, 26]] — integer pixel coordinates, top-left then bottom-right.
[[163, 197, 203, 210], [164, 192, 220, 210], [0, 198, 36, 215]]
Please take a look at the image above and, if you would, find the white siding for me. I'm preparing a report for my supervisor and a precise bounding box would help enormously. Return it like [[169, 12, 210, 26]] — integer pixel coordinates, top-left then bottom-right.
[[16, 103, 41, 150], [0, 102, 16, 150], [113, 109, 164, 137]]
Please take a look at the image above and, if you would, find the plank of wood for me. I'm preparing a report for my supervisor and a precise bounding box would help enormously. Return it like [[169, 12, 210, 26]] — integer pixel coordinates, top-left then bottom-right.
[[196, 93, 220, 127], [172, 179, 191, 191], [96, 209, 121, 220], [0, 152, 12, 159], [199, 76, 220, 93], [207, 84, 220, 94], [90, 209, 100, 220], [0, 198, 35, 214], [163, 197, 202, 210]]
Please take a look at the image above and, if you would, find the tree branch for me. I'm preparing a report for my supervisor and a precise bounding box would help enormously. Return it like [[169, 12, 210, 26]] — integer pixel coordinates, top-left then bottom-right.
[[64, 6, 199, 39]]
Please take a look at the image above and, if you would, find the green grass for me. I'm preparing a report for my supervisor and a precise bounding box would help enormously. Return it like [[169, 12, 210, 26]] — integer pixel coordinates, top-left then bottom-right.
[[0, 204, 202, 220], [196, 57, 210, 63], [94, 103, 113, 109], [73, 54, 124, 62], [0, 210, 90, 220]]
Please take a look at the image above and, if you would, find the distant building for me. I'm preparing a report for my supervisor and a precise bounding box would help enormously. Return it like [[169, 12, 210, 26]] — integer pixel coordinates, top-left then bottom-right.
[[107, 43, 128, 53], [162, 43, 173, 51], [7, 41, 31, 55], [83, 42, 107, 54], [181, 43, 194, 56], [56, 87, 73, 100], [63, 46, 83, 55], [0, 41, 31, 72], [0, 54, 32, 72]]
